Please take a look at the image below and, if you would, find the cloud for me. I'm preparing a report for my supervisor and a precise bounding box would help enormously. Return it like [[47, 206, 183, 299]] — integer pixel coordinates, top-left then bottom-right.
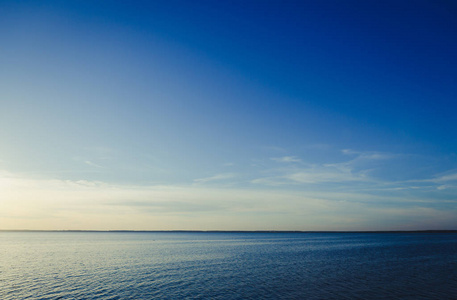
[[251, 149, 457, 197], [1, 170, 345, 230], [401, 170, 457, 188], [252, 165, 367, 186], [254, 151, 377, 186], [193, 173, 237, 184], [341, 149, 358, 155], [271, 156, 302, 163], [433, 171, 457, 183], [418, 171, 457, 190], [342, 149, 394, 160], [286, 168, 365, 184], [2, 158, 457, 231]]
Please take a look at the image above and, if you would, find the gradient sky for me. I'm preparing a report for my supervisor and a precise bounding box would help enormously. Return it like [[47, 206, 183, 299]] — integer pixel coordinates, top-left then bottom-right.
[[1, 0, 457, 230]]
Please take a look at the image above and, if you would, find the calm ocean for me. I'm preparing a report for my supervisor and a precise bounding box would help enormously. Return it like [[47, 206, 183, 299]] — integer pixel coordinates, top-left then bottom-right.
[[1, 232, 456, 299]]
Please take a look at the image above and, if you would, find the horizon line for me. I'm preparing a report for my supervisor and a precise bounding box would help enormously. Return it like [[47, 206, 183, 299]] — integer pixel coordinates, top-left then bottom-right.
[[1, 229, 456, 233]]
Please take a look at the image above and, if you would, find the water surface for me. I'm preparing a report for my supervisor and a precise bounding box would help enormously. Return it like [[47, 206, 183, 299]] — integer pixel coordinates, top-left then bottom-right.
[[1, 232, 456, 299]]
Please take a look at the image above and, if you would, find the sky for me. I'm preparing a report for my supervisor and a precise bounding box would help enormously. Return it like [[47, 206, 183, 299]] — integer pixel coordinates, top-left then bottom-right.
[[1, 0, 457, 231]]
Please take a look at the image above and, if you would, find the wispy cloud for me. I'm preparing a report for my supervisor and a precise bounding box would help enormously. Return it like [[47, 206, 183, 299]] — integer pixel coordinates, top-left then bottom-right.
[[251, 149, 457, 197], [286, 168, 366, 184], [1, 151, 456, 231], [73, 156, 105, 169], [193, 173, 237, 184], [400, 170, 457, 190], [399, 170, 457, 185], [271, 156, 302, 163], [1, 169, 456, 230], [254, 150, 392, 187], [341, 149, 394, 160], [432, 171, 457, 183], [251, 165, 367, 186]]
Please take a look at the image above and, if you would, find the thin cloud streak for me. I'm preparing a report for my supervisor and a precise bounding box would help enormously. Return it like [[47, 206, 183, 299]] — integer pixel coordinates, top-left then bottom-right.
[[193, 173, 237, 184], [271, 156, 302, 163], [254, 150, 390, 186], [252, 150, 457, 201]]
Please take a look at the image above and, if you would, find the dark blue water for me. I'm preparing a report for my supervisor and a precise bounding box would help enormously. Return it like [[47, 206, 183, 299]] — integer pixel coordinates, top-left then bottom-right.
[[1, 232, 456, 299]]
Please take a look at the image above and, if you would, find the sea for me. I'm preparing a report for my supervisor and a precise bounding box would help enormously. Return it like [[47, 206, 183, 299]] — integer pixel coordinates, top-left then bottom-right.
[[1, 231, 456, 299]]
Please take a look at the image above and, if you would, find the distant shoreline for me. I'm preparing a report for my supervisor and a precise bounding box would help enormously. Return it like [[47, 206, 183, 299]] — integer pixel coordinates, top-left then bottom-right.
[[1, 229, 456, 233]]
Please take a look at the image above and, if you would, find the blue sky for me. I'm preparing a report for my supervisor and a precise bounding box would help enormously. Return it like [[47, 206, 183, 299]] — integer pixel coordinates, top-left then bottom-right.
[[1, 0, 457, 230]]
